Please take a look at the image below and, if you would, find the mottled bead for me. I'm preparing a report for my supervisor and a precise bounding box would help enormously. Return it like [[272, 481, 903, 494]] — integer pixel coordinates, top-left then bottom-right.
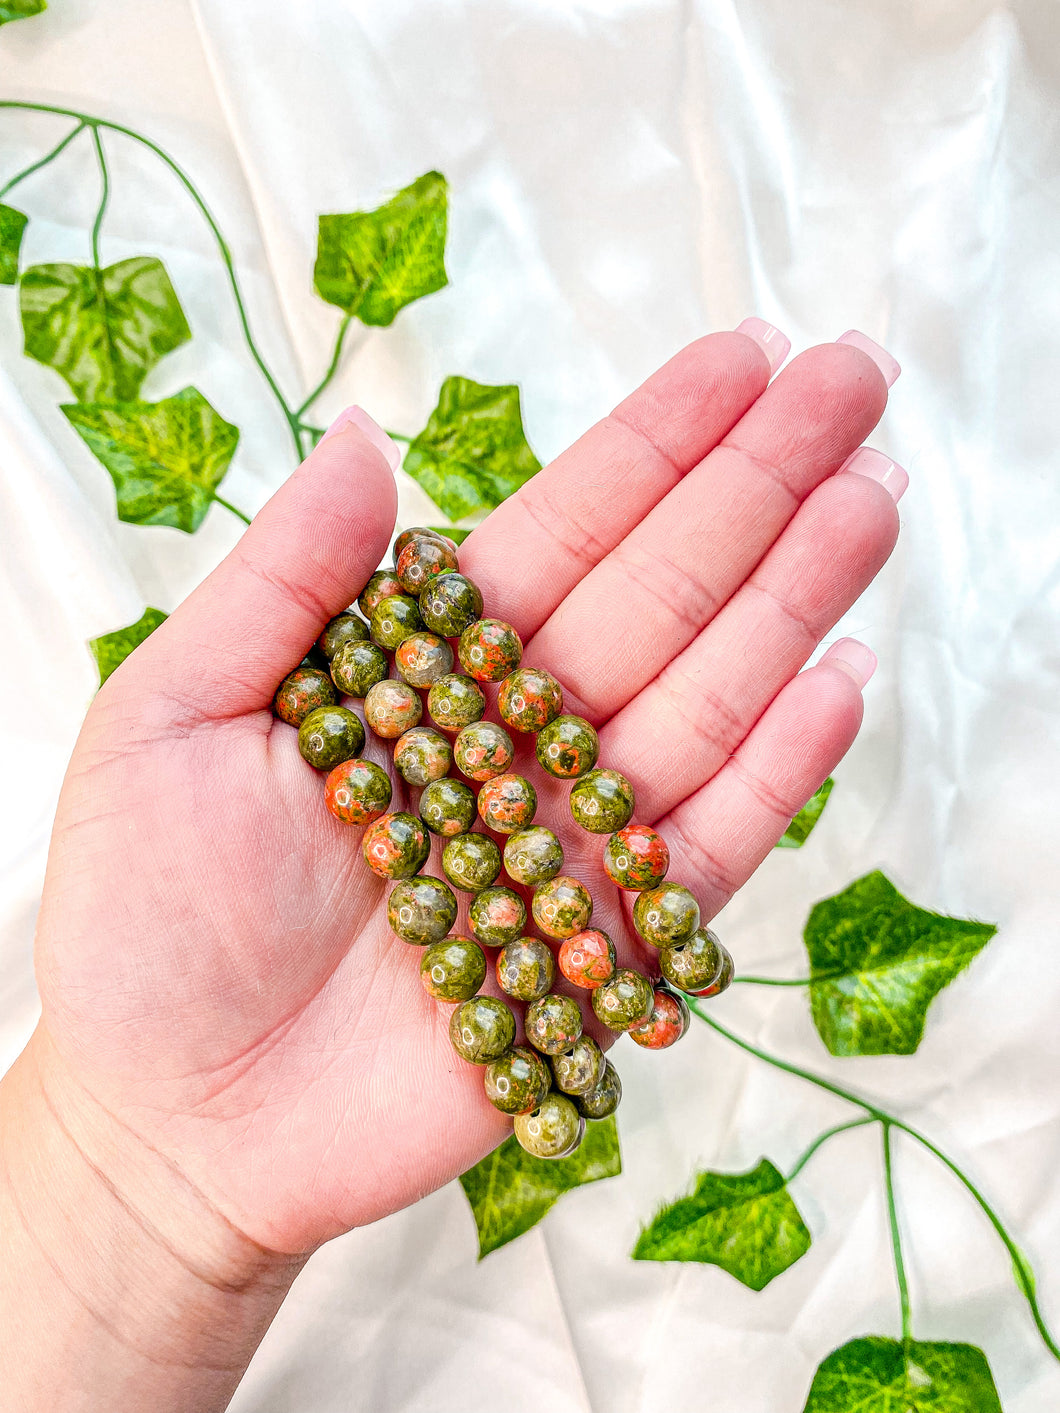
[[591, 968, 655, 1032], [659, 928, 724, 996], [449, 995, 517, 1064], [324, 758, 392, 826], [525, 994, 583, 1056], [427, 673, 486, 732], [330, 640, 389, 698], [557, 929, 616, 990], [495, 936, 555, 1002], [569, 768, 635, 834], [419, 936, 486, 1003], [318, 611, 370, 659], [503, 827, 564, 887], [603, 824, 670, 891], [396, 535, 460, 594], [419, 777, 477, 837], [457, 618, 523, 682], [387, 875, 458, 945], [469, 887, 527, 947], [420, 573, 483, 637], [477, 773, 537, 834], [484, 1046, 552, 1116], [531, 875, 593, 940], [362, 811, 431, 880], [395, 526, 456, 559], [696, 943, 734, 997], [357, 568, 403, 619], [514, 1094, 585, 1160], [369, 593, 424, 650], [442, 832, 502, 893], [633, 882, 700, 948], [535, 714, 599, 779], [393, 726, 452, 787], [454, 720, 514, 781], [395, 632, 454, 688], [274, 666, 337, 726], [551, 1035, 605, 1096], [629, 988, 691, 1049], [297, 705, 366, 771], [576, 1060, 622, 1120], [364, 679, 423, 738], [497, 667, 563, 733]]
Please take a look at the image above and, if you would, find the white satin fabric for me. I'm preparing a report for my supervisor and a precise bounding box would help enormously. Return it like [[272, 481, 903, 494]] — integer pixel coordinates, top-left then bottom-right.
[[2, 1, 1059, 1409]]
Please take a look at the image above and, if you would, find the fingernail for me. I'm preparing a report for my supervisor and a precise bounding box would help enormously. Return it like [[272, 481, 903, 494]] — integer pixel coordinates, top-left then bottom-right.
[[838, 446, 909, 502], [735, 317, 791, 373], [820, 638, 877, 689], [836, 330, 901, 388], [321, 406, 401, 472]]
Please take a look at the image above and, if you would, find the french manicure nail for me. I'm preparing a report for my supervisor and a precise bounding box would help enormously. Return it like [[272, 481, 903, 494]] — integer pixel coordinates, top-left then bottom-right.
[[321, 405, 402, 471], [820, 638, 878, 690], [836, 330, 901, 388], [838, 446, 909, 503], [735, 317, 791, 373]]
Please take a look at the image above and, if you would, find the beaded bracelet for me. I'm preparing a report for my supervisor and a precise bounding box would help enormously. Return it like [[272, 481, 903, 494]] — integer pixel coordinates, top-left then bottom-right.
[[273, 527, 734, 1160]]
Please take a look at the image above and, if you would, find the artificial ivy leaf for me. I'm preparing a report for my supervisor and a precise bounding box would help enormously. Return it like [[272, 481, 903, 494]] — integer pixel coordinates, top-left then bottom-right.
[[62, 386, 239, 534], [90, 607, 168, 687], [404, 376, 541, 521], [805, 871, 997, 1057], [803, 1336, 1002, 1412], [0, 0, 47, 25], [20, 256, 191, 402], [430, 524, 471, 544], [0, 204, 28, 284], [776, 777, 834, 848], [314, 171, 448, 326], [460, 1116, 620, 1259], [632, 1158, 810, 1290]]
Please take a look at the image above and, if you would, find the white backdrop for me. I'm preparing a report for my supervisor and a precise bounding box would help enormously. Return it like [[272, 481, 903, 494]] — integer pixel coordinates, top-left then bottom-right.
[[2, 1, 1059, 1409]]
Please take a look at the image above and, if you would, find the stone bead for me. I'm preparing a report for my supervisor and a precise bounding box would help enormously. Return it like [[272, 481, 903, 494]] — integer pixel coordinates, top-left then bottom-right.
[[449, 995, 517, 1064], [484, 1046, 552, 1116], [357, 568, 404, 619], [696, 943, 734, 997], [454, 720, 515, 781], [551, 1035, 605, 1096], [274, 666, 337, 726], [364, 679, 423, 738], [395, 526, 456, 559], [477, 773, 537, 834], [503, 827, 564, 887], [629, 988, 691, 1049], [603, 824, 670, 891], [535, 714, 599, 779], [591, 968, 655, 1032], [395, 632, 454, 688], [420, 573, 483, 637], [576, 1060, 622, 1120], [419, 778, 477, 837], [457, 618, 523, 682], [658, 928, 724, 995], [497, 667, 563, 733], [469, 886, 527, 948], [514, 1093, 585, 1160], [419, 936, 486, 1003], [330, 640, 389, 698], [442, 832, 502, 893], [318, 611, 370, 660], [324, 758, 392, 826], [396, 535, 460, 594], [557, 929, 616, 990], [393, 726, 453, 787], [531, 876, 593, 940], [525, 994, 583, 1056], [569, 768, 635, 835], [633, 882, 700, 948], [362, 811, 431, 880], [495, 936, 555, 1002], [369, 593, 425, 650], [387, 875, 458, 945], [297, 705, 366, 771], [427, 673, 486, 732]]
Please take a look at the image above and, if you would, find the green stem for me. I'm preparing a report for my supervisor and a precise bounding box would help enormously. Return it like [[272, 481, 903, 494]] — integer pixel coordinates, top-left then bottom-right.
[[295, 312, 352, 418], [0, 119, 85, 199], [386, 429, 411, 443], [882, 1122, 913, 1346], [787, 1117, 875, 1183], [734, 975, 813, 988], [89, 127, 109, 271], [211, 493, 251, 526]]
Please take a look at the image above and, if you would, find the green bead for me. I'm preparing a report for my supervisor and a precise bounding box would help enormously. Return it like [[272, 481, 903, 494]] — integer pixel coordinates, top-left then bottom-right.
[[514, 1093, 585, 1159], [551, 1035, 604, 1096], [658, 928, 723, 995], [387, 875, 458, 945], [420, 936, 486, 1002], [477, 773, 537, 834], [396, 535, 460, 594], [457, 618, 523, 682], [362, 812, 431, 879], [503, 827, 564, 887], [449, 995, 517, 1064], [297, 705, 365, 771], [484, 1046, 552, 1116], [498, 667, 563, 733], [274, 665, 337, 726], [696, 943, 734, 998], [569, 768, 635, 834], [535, 714, 599, 779], [393, 726, 453, 787], [525, 993, 583, 1056], [576, 1060, 622, 1119], [364, 678, 423, 738], [427, 673, 486, 732], [419, 778, 477, 837], [330, 640, 389, 698], [369, 593, 424, 650], [395, 632, 454, 687], [469, 887, 527, 947], [531, 875, 593, 940], [357, 568, 404, 618], [602, 824, 669, 890], [442, 832, 502, 893], [591, 968, 655, 1032], [633, 882, 700, 948], [495, 936, 555, 1002], [420, 573, 483, 637], [454, 720, 514, 781], [324, 758, 392, 826], [318, 611, 370, 659]]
